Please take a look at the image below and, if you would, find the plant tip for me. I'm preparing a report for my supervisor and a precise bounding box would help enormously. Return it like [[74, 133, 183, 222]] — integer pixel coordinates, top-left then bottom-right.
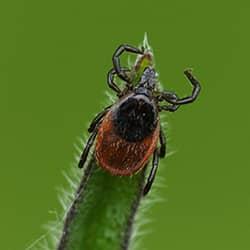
[[143, 32, 151, 51]]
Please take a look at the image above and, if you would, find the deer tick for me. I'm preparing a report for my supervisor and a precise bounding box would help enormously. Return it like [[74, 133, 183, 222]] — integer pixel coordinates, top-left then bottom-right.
[[78, 44, 201, 195]]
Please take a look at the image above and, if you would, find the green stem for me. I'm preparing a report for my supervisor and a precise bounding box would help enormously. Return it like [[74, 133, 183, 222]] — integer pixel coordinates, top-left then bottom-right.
[[57, 157, 145, 250]]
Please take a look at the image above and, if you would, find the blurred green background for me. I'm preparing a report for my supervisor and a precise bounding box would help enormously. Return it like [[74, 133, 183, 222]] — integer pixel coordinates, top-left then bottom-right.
[[1, 0, 250, 249]]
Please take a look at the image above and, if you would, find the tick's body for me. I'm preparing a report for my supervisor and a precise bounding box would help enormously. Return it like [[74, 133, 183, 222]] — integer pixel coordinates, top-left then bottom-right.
[[96, 92, 160, 176], [78, 44, 201, 195]]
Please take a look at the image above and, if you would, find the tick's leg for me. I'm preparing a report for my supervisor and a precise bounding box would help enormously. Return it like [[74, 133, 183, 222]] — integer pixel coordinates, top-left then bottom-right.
[[160, 69, 201, 105], [78, 128, 98, 168], [112, 44, 144, 82], [80, 106, 111, 168], [88, 106, 111, 133], [143, 148, 159, 196], [158, 91, 180, 112], [159, 127, 166, 158], [107, 68, 121, 95], [107, 68, 131, 96], [160, 104, 180, 112]]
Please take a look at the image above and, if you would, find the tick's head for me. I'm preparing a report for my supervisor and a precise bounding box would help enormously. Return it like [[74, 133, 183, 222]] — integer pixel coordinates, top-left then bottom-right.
[[112, 93, 158, 142], [138, 66, 157, 91]]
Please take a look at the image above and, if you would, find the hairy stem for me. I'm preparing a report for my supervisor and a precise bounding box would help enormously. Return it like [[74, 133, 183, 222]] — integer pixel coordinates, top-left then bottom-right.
[[58, 157, 145, 250]]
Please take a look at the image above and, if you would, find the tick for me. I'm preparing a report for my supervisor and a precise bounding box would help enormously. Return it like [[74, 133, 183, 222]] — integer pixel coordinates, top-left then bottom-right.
[[78, 44, 201, 195]]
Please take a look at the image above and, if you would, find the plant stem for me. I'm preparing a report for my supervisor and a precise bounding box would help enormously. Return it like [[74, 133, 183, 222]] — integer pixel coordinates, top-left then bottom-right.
[[57, 157, 145, 250]]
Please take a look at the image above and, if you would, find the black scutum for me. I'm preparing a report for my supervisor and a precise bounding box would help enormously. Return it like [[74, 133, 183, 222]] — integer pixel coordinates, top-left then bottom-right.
[[113, 96, 157, 142]]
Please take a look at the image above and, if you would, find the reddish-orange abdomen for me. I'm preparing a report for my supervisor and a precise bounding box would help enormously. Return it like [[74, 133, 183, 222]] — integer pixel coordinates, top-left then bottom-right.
[[95, 110, 160, 176]]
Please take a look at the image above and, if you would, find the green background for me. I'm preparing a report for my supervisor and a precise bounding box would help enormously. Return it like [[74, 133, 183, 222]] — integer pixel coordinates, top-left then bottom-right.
[[1, 0, 249, 249]]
